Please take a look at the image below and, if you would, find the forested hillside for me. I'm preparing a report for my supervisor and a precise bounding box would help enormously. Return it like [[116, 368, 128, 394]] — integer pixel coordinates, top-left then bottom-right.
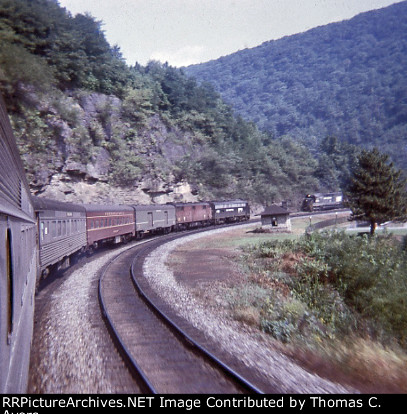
[[186, 1, 407, 172], [0, 0, 360, 207]]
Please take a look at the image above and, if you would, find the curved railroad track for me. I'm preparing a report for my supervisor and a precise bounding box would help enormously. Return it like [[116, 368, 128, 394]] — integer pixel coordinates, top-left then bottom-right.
[[98, 231, 264, 394], [29, 213, 348, 393]]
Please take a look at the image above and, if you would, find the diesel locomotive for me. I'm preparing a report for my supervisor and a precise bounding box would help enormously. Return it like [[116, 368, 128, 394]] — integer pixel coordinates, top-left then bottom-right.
[[301, 192, 344, 212]]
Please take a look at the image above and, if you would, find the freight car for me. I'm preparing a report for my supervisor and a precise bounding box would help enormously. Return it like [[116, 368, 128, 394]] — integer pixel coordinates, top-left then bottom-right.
[[132, 204, 176, 237], [85, 204, 135, 250], [33, 197, 87, 276], [171, 202, 212, 230], [0, 95, 37, 393], [209, 200, 250, 224], [301, 192, 344, 212]]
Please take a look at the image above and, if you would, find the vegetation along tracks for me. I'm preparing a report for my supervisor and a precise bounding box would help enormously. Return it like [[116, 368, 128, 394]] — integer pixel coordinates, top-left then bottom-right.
[[98, 230, 264, 394]]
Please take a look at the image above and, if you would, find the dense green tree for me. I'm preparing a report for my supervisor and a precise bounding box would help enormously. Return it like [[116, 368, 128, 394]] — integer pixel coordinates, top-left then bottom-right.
[[346, 148, 407, 235], [316, 136, 359, 190]]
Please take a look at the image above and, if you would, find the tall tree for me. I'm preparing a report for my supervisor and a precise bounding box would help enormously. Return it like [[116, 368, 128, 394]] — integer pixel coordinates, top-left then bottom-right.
[[346, 148, 407, 235]]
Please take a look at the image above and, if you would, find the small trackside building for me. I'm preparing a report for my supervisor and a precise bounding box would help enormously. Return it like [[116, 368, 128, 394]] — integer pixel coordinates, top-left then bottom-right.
[[260, 205, 291, 232]]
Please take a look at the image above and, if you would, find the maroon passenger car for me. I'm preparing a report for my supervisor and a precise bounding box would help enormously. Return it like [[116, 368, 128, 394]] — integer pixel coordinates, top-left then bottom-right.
[[84, 204, 135, 249], [172, 202, 212, 230]]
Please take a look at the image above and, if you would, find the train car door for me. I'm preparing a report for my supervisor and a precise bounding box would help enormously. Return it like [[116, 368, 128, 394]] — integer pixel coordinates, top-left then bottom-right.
[[5, 227, 13, 341]]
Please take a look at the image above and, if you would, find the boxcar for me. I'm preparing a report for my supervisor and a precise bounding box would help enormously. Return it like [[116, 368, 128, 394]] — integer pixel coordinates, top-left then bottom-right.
[[172, 202, 212, 230], [32, 197, 87, 276], [132, 204, 176, 237], [0, 95, 37, 393], [209, 200, 250, 224], [84, 204, 135, 249]]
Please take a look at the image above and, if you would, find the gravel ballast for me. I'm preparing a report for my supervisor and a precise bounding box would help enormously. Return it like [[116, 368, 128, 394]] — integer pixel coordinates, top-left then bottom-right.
[[143, 227, 357, 394]]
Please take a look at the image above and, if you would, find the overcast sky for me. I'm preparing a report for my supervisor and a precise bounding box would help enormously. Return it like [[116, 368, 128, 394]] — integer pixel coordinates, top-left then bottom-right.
[[58, 0, 403, 67]]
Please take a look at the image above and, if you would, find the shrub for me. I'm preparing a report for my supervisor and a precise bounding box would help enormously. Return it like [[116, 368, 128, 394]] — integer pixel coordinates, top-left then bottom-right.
[[241, 231, 407, 348]]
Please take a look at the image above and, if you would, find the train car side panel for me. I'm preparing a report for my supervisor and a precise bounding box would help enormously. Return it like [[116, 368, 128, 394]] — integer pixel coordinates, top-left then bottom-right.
[[133, 204, 176, 236], [210, 200, 250, 224], [173, 202, 212, 229], [32, 197, 87, 274], [0, 95, 37, 393], [85, 205, 135, 247]]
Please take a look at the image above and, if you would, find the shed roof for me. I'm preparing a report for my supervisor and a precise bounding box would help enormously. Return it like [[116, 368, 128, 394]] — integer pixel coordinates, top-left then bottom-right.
[[260, 205, 290, 216]]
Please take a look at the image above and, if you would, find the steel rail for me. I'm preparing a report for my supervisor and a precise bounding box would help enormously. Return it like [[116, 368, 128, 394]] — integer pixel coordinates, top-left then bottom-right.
[[98, 241, 159, 394], [129, 240, 264, 394]]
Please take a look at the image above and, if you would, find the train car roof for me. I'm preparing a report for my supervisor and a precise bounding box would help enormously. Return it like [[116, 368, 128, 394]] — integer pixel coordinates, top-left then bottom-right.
[[32, 196, 86, 213], [131, 204, 175, 211], [1, 94, 35, 221], [209, 200, 248, 207], [83, 204, 134, 212], [169, 201, 210, 207]]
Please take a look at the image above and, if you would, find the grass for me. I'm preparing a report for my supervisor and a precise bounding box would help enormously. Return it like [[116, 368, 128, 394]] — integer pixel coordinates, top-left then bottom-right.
[[184, 215, 407, 392]]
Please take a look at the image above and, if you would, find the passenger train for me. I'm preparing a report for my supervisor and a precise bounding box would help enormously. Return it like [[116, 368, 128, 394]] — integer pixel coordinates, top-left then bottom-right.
[[0, 95, 250, 392], [33, 198, 250, 278]]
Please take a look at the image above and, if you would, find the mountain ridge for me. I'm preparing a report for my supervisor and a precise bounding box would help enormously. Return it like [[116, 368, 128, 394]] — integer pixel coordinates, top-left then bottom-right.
[[185, 1, 407, 171]]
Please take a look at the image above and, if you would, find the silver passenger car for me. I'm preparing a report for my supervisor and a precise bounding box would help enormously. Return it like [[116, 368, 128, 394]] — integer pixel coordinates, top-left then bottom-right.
[[32, 197, 87, 275], [0, 95, 37, 393]]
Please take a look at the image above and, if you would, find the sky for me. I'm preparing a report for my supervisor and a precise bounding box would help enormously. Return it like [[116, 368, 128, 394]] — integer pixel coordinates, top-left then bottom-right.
[[58, 0, 403, 67]]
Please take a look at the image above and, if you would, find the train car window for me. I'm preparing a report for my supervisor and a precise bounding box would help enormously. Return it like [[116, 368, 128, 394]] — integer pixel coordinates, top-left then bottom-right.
[[6, 229, 14, 338]]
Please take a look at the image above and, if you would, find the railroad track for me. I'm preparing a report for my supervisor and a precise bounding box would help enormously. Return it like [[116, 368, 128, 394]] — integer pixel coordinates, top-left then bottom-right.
[[98, 232, 264, 394]]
